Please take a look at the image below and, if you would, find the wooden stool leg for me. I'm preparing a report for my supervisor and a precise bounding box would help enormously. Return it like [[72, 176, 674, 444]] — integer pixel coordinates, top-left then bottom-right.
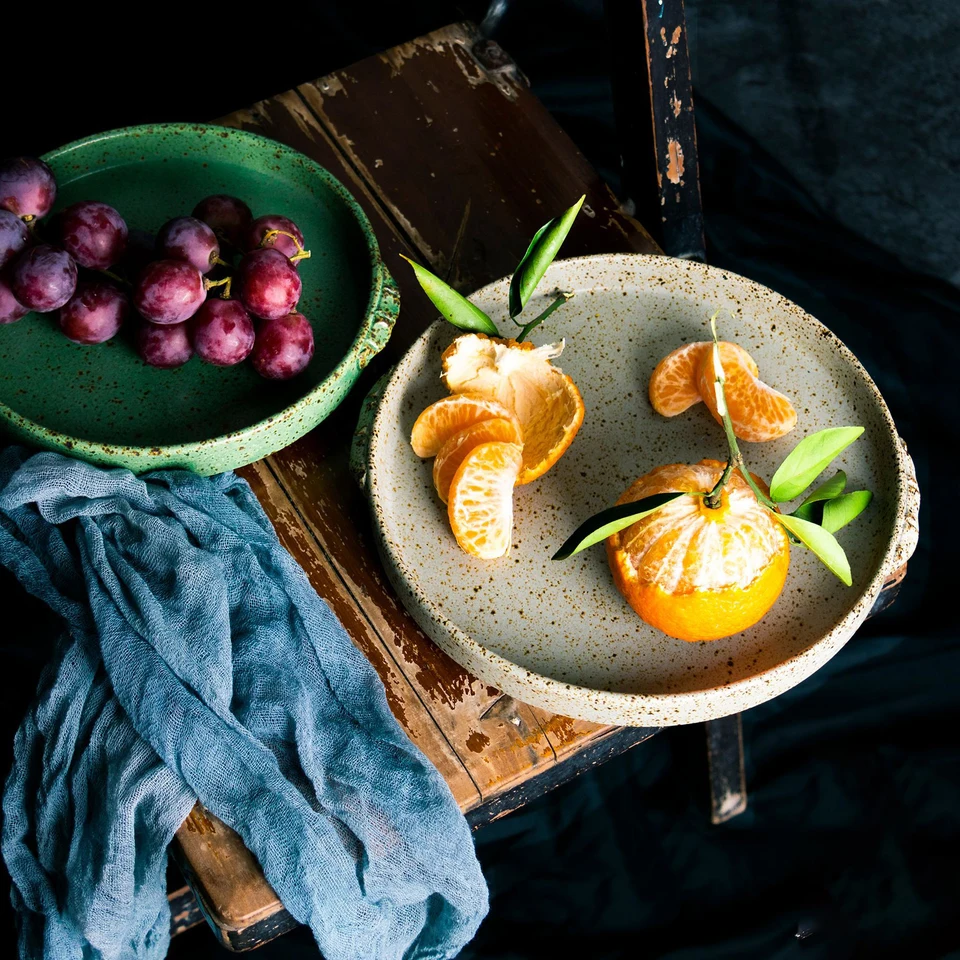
[[706, 713, 748, 823]]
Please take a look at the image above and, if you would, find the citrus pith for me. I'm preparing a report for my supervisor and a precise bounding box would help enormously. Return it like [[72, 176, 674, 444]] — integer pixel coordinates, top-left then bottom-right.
[[606, 459, 790, 641], [441, 333, 584, 484]]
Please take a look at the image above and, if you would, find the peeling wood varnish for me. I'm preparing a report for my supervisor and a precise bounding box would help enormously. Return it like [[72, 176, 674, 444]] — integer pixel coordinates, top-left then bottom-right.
[[376, 24, 523, 101], [666, 138, 685, 183]]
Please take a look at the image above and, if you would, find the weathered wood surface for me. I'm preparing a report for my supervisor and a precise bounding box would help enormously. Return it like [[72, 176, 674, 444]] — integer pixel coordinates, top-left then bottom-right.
[[606, 0, 704, 260], [170, 22, 663, 948]]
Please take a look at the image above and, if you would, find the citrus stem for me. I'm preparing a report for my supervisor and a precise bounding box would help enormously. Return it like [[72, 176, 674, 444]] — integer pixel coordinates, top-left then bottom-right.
[[704, 458, 736, 509], [705, 314, 778, 511], [515, 291, 571, 343], [204, 275, 232, 299], [263, 229, 312, 264]]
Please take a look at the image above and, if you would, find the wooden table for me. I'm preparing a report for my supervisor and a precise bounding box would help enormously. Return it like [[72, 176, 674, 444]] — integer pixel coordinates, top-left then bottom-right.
[[168, 21, 666, 950], [166, 17, 907, 949]]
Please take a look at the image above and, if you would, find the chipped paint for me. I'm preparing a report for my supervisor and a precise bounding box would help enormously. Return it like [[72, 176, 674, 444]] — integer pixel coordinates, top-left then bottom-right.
[[666, 138, 685, 183], [670, 91, 683, 117], [274, 90, 322, 141], [316, 73, 348, 98], [466, 731, 491, 753]]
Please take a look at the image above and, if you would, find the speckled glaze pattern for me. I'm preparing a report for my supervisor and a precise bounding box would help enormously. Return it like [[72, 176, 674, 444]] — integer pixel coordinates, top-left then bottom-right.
[[0, 124, 398, 475], [367, 254, 919, 726]]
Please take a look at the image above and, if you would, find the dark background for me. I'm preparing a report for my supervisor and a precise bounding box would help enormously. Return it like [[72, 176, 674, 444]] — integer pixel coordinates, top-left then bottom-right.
[[2, 1, 957, 958]]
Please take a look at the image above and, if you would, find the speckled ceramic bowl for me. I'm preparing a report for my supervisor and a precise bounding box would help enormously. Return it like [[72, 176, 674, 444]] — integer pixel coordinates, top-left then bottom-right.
[[366, 254, 919, 726], [0, 124, 398, 475]]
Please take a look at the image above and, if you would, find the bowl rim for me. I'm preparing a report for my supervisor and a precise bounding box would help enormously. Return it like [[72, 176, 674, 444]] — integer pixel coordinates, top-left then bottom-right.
[[368, 252, 912, 724], [0, 122, 389, 463]]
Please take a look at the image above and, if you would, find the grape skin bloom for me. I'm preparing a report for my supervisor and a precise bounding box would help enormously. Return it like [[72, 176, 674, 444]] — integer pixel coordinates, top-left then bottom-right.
[[59, 201, 129, 270], [137, 320, 194, 368], [134, 260, 205, 325], [251, 312, 315, 380], [12, 245, 78, 312], [0, 156, 57, 219], [0, 210, 29, 268], [59, 282, 129, 344]]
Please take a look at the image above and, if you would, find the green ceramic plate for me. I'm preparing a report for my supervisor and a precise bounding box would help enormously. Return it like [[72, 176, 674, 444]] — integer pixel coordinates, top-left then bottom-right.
[[0, 123, 399, 475]]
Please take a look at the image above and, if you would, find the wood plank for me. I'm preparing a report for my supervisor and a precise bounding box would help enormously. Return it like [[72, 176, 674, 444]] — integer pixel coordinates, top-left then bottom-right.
[[296, 21, 659, 294]]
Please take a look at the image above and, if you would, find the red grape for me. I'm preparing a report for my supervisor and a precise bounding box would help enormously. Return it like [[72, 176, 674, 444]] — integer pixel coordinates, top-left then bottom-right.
[[190, 299, 255, 366], [245, 214, 305, 261], [11, 245, 77, 312], [58, 201, 128, 270], [0, 210, 29, 268], [59, 282, 129, 344], [251, 312, 314, 380], [137, 320, 193, 369], [0, 157, 57, 220], [193, 195, 252, 248], [0, 274, 28, 324], [134, 260, 205, 325], [239, 248, 302, 320], [157, 216, 219, 274]]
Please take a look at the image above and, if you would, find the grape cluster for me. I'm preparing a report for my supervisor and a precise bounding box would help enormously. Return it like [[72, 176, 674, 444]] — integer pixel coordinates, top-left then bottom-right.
[[0, 157, 316, 380]]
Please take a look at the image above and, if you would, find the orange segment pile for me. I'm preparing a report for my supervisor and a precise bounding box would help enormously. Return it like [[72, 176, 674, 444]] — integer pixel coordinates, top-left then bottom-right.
[[441, 333, 584, 485], [410, 394, 519, 458], [433, 417, 524, 503], [649, 341, 757, 417], [410, 333, 585, 558], [649, 340, 795, 442], [697, 342, 797, 443], [606, 459, 790, 641], [448, 442, 523, 560]]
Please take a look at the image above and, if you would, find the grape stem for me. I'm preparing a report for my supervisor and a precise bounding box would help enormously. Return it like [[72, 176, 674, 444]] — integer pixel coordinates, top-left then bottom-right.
[[213, 256, 232, 268], [703, 313, 778, 511], [204, 275, 233, 299], [99, 269, 130, 288], [263, 229, 312, 264]]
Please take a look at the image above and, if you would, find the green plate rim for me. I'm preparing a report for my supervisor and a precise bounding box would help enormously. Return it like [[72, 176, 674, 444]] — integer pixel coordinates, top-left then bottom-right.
[[0, 121, 390, 467]]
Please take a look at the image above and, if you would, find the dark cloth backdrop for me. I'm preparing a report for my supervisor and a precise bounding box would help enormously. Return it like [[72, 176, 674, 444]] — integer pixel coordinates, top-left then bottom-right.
[[1, 2, 956, 958]]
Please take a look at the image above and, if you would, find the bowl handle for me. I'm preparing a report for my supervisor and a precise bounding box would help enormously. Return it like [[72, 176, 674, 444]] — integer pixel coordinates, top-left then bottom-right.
[[870, 435, 921, 617], [357, 267, 400, 369], [889, 436, 921, 574]]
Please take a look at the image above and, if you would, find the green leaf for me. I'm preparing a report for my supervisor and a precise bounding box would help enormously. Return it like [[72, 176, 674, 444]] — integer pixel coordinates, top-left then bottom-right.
[[801, 470, 847, 505], [552, 492, 689, 561], [822, 490, 872, 534], [769, 427, 865, 502], [774, 512, 852, 585], [509, 195, 585, 318], [400, 255, 499, 336], [791, 471, 847, 521]]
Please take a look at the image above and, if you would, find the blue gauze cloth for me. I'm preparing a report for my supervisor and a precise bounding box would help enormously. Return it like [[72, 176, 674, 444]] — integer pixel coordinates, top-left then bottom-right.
[[0, 446, 488, 959]]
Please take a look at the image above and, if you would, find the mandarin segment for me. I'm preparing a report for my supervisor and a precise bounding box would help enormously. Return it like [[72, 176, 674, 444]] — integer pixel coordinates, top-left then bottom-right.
[[433, 417, 524, 504], [441, 333, 584, 484], [447, 441, 523, 559], [697, 341, 797, 443], [410, 393, 519, 458], [606, 459, 790, 641], [649, 340, 759, 417]]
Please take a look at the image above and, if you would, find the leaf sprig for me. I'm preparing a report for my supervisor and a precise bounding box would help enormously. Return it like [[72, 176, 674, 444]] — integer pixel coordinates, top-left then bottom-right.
[[400, 195, 585, 343], [554, 314, 873, 586]]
